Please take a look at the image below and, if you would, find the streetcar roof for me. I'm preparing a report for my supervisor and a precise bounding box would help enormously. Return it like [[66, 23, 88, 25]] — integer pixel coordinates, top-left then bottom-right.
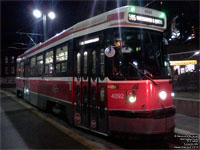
[[18, 5, 166, 59]]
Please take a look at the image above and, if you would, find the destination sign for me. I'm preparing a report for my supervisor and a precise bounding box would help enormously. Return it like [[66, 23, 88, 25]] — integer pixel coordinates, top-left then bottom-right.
[[128, 13, 164, 27]]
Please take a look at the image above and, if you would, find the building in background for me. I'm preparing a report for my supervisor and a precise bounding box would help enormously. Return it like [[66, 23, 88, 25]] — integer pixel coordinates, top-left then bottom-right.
[[0, 48, 26, 87]]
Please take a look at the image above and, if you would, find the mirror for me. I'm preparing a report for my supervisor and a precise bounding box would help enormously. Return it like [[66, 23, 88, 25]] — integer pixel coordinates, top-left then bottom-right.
[[105, 45, 115, 57]]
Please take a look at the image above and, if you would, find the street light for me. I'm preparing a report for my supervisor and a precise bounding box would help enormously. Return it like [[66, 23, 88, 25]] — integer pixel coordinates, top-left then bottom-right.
[[33, 9, 42, 18], [33, 9, 56, 41], [48, 11, 56, 20]]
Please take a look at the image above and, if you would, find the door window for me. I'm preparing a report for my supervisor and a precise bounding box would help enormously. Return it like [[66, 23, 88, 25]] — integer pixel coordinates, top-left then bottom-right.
[[83, 86, 88, 106], [100, 87, 105, 105], [100, 49, 105, 80], [36, 55, 43, 75], [92, 50, 96, 79], [83, 51, 88, 80], [76, 86, 81, 105], [77, 53, 81, 78], [30, 57, 36, 75], [92, 86, 96, 107]]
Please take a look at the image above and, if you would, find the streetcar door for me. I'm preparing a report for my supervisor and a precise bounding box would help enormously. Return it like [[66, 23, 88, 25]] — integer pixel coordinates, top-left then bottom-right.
[[73, 51, 82, 125], [89, 49, 98, 130], [81, 50, 90, 128], [97, 49, 108, 134]]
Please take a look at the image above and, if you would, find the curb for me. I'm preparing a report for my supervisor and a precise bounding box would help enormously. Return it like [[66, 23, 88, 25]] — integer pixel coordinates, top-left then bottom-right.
[[175, 128, 200, 141]]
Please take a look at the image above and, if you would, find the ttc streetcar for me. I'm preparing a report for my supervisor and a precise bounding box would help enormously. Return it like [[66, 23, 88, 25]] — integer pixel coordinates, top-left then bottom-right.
[[16, 5, 175, 136]]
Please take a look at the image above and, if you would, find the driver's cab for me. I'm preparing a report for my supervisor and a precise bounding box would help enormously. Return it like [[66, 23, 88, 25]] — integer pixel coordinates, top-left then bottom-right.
[[105, 28, 171, 80]]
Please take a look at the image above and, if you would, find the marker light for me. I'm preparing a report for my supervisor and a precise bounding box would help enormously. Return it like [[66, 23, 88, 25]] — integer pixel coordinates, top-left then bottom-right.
[[171, 92, 175, 97], [129, 6, 136, 13], [159, 12, 165, 18], [159, 91, 167, 100], [80, 37, 99, 46]]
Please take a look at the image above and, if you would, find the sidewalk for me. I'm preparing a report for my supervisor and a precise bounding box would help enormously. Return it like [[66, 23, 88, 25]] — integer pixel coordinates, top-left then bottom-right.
[[0, 91, 98, 149], [175, 113, 200, 136]]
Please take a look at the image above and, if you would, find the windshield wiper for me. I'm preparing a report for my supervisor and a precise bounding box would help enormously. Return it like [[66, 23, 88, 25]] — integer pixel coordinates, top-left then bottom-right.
[[147, 32, 161, 73], [128, 62, 158, 85]]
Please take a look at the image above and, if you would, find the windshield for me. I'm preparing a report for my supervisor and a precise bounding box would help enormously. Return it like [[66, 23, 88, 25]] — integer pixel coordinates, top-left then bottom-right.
[[106, 28, 171, 80]]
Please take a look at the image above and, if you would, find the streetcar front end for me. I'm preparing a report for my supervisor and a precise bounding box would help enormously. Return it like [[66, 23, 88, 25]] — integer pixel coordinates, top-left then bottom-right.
[[105, 6, 175, 135]]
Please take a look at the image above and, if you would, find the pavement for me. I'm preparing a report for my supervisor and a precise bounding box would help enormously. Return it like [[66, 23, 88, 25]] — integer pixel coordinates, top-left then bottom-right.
[[175, 114, 200, 137], [1, 88, 200, 148], [0, 90, 102, 149]]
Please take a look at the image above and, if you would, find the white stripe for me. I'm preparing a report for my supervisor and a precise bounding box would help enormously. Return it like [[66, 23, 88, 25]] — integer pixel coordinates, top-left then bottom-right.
[[28, 90, 72, 104], [99, 77, 107, 83], [90, 129, 108, 136], [109, 106, 173, 112], [16, 77, 72, 82], [76, 125, 108, 136]]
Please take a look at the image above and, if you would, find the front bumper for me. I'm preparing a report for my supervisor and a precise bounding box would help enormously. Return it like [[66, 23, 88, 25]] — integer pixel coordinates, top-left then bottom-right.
[[109, 106, 175, 134]]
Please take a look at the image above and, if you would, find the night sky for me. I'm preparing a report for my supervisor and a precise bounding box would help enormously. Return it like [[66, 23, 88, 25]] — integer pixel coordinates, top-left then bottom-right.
[[1, 0, 199, 51]]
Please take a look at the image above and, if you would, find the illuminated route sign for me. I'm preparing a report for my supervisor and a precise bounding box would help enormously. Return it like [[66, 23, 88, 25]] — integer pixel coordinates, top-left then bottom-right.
[[128, 13, 164, 27]]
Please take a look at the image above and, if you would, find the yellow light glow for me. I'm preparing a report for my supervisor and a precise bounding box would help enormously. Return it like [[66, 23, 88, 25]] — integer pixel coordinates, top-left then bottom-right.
[[170, 60, 197, 66]]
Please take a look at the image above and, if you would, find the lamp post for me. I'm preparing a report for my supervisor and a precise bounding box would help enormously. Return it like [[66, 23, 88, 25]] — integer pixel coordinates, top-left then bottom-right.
[[33, 9, 56, 41]]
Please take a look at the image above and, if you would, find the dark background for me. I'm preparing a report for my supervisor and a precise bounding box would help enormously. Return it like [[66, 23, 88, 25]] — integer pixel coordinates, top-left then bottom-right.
[[1, 0, 199, 51]]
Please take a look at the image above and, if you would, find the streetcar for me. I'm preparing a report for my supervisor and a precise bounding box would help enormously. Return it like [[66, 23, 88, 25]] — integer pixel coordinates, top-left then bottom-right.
[[16, 5, 175, 136]]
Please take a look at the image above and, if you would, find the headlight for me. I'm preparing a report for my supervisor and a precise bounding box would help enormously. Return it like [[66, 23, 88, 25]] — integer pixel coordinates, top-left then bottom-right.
[[128, 96, 136, 103], [159, 91, 167, 100], [171, 92, 175, 97], [127, 91, 136, 103]]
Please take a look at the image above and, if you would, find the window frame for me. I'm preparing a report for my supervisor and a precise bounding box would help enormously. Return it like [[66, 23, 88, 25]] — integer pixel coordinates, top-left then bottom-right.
[[36, 53, 44, 76], [30, 56, 36, 76], [20, 61, 24, 77], [100, 49, 105, 80], [55, 44, 68, 76], [44, 49, 54, 75]]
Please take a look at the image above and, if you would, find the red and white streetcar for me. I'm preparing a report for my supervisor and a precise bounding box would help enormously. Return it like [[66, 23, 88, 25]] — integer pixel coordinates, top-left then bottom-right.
[[16, 5, 175, 136]]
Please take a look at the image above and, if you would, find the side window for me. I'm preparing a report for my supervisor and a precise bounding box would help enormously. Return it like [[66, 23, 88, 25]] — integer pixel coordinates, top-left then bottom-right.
[[45, 50, 54, 74], [36, 55, 43, 75], [17, 62, 20, 77], [56, 45, 68, 73], [5, 56, 8, 63], [20, 61, 24, 77], [100, 49, 105, 80], [11, 66, 15, 74], [30, 57, 36, 76], [5, 67, 9, 74], [11, 56, 15, 63]]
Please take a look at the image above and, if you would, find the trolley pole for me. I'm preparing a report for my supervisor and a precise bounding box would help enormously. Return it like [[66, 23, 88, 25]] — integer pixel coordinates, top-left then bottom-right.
[[43, 14, 47, 41]]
